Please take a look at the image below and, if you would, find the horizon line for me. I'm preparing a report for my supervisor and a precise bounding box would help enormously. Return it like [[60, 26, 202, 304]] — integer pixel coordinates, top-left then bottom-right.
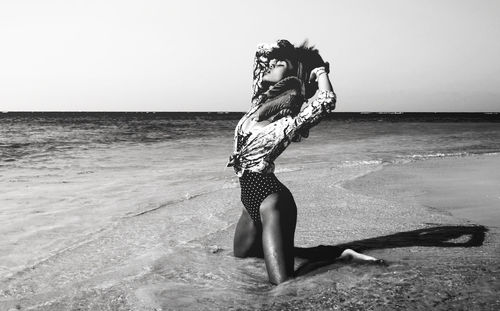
[[2, 111, 499, 114]]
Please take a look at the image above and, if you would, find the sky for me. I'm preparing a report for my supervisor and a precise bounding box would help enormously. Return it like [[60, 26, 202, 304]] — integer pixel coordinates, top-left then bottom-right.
[[1, 0, 499, 112]]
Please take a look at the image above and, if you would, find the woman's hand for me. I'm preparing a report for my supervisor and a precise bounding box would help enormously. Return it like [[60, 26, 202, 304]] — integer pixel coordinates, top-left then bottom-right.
[[308, 62, 330, 83], [309, 63, 333, 92]]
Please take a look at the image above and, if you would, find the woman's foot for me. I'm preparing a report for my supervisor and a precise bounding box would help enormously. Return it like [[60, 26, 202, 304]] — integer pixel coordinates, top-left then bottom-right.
[[339, 249, 386, 265]]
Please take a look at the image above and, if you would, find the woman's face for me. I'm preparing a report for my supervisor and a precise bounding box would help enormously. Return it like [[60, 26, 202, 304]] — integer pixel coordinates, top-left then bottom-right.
[[262, 59, 294, 83]]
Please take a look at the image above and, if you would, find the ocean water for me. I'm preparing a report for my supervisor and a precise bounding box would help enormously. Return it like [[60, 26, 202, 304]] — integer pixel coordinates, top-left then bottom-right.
[[1, 112, 500, 310]]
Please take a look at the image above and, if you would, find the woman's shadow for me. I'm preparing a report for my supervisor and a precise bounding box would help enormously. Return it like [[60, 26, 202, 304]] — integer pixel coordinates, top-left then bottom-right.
[[294, 225, 488, 276]]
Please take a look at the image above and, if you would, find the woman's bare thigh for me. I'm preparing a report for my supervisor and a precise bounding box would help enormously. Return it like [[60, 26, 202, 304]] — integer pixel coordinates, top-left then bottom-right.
[[233, 208, 263, 258]]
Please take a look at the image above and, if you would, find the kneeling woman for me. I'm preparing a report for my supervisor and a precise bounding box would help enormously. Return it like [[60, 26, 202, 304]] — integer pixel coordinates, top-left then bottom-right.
[[227, 40, 381, 285]]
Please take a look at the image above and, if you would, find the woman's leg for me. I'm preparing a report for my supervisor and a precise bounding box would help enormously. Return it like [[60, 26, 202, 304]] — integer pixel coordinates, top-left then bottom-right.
[[233, 208, 263, 258], [259, 190, 297, 285]]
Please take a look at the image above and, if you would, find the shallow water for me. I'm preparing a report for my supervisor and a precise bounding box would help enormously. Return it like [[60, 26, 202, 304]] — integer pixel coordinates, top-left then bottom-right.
[[1, 113, 500, 309]]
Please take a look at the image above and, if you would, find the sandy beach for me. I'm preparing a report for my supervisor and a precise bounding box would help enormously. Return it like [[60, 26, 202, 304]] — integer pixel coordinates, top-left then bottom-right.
[[1, 151, 499, 310]]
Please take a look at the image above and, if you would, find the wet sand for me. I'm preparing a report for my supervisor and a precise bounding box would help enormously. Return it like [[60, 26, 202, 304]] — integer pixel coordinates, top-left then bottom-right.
[[286, 154, 500, 310], [1, 155, 500, 310], [344, 154, 500, 227]]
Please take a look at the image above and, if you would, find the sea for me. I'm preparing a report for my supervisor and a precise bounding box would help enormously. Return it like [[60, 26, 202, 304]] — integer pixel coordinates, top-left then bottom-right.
[[1, 112, 499, 310]]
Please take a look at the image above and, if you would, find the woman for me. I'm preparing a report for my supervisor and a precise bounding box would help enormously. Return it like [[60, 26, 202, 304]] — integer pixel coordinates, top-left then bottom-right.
[[228, 40, 381, 284]]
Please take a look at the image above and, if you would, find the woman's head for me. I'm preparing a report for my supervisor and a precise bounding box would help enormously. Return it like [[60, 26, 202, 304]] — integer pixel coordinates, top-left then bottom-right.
[[252, 39, 329, 100]]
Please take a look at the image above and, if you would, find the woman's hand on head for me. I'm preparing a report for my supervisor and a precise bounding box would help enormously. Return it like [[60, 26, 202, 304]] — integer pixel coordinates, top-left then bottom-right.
[[309, 62, 330, 83], [309, 63, 333, 92]]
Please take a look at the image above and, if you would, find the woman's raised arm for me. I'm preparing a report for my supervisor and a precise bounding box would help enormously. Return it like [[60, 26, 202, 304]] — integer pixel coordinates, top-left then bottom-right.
[[281, 66, 336, 139]]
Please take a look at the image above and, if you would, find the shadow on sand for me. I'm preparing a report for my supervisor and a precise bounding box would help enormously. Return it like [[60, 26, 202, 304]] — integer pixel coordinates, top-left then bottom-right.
[[294, 225, 488, 276]]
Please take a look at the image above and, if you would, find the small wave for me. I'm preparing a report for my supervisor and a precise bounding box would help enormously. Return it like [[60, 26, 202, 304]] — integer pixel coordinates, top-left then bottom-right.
[[184, 192, 205, 200], [221, 179, 239, 189], [339, 160, 384, 167], [390, 150, 500, 165], [274, 167, 303, 174], [338, 151, 500, 169], [396, 151, 497, 162], [129, 183, 236, 218], [482, 151, 500, 157], [77, 170, 95, 175], [405, 151, 470, 160], [127, 200, 180, 217]]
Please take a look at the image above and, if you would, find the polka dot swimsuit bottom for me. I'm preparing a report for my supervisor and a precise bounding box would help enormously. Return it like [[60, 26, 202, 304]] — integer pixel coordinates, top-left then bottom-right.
[[239, 171, 286, 224]]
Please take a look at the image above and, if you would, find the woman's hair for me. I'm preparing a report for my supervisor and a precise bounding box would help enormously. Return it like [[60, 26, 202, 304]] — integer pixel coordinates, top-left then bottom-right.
[[266, 40, 328, 99]]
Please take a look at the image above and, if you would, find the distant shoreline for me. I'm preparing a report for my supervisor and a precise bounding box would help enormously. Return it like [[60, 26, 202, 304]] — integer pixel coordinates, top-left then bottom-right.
[[2, 111, 500, 122]]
